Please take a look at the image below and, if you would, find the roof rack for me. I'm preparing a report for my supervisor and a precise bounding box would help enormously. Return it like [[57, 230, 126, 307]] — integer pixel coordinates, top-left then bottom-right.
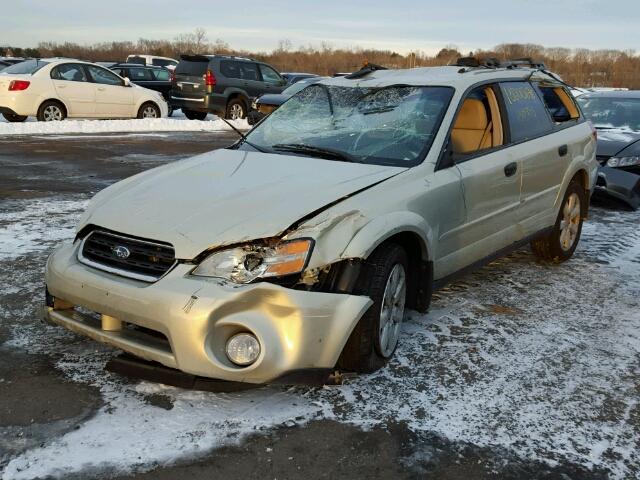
[[454, 56, 546, 71], [345, 62, 388, 79]]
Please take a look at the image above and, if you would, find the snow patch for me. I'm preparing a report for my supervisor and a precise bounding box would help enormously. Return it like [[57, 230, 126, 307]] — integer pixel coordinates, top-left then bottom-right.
[[0, 197, 88, 260], [0, 116, 248, 136]]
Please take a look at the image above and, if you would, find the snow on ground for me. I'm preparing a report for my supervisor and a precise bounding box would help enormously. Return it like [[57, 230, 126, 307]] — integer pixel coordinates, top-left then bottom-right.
[[1, 197, 639, 479], [0, 111, 248, 136]]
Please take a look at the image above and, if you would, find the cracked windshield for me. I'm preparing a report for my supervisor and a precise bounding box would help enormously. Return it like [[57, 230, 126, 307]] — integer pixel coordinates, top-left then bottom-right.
[[244, 85, 453, 166]]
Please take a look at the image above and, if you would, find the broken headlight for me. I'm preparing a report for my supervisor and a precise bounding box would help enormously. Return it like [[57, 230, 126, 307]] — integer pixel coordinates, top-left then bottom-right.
[[608, 156, 640, 167], [191, 239, 313, 284]]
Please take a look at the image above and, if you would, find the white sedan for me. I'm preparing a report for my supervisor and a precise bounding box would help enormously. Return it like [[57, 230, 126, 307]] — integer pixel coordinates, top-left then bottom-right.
[[0, 58, 168, 122]]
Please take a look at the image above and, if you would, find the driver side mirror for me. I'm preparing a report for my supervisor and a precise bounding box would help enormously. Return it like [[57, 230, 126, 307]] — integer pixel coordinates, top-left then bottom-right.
[[123, 77, 131, 87]]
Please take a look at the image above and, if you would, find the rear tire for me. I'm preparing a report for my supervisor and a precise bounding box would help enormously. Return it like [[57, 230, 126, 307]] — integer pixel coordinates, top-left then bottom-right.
[[531, 181, 585, 263], [338, 243, 408, 373], [137, 102, 161, 119], [2, 112, 27, 122], [183, 110, 208, 120], [225, 98, 246, 120], [37, 101, 66, 122]]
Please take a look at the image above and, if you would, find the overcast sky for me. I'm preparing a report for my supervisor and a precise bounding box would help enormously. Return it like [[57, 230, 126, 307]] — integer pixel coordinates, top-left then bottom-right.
[[4, 0, 639, 54]]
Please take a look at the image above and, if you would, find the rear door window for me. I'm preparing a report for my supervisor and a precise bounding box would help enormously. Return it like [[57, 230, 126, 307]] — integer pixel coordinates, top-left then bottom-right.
[[220, 60, 241, 79], [128, 67, 154, 81], [499, 82, 553, 142], [51, 63, 88, 82], [240, 63, 260, 81]]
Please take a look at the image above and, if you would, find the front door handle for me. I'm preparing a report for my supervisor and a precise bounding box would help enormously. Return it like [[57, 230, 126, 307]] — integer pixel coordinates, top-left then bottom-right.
[[504, 162, 518, 177], [558, 144, 568, 157]]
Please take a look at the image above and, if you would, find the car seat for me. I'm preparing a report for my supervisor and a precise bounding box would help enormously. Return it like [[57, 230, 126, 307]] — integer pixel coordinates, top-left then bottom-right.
[[451, 98, 492, 154]]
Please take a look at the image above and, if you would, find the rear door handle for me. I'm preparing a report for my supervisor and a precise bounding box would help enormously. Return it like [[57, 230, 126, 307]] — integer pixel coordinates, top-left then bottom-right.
[[504, 162, 518, 177], [558, 144, 568, 157], [97, 87, 106, 91]]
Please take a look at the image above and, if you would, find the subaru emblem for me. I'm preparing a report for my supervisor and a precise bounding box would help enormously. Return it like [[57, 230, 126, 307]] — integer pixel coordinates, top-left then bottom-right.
[[112, 245, 130, 259]]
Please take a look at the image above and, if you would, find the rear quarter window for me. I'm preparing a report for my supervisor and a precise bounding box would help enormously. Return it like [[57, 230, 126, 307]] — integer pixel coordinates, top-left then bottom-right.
[[499, 82, 553, 142]]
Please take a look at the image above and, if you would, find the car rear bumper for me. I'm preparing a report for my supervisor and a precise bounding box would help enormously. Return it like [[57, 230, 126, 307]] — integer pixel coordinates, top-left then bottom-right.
[[0, 92, 40, 117], [44, 242, 372, 384], [170, 92, 226, 115]]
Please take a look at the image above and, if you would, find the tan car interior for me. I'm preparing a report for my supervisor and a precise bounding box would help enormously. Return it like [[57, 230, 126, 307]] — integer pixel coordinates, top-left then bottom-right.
[[552, 86, 580, 120], [451, 86, 504, 155]]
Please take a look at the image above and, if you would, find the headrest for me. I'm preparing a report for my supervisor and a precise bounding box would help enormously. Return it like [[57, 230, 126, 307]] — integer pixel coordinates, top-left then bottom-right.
[[454, 98, 488, 130]]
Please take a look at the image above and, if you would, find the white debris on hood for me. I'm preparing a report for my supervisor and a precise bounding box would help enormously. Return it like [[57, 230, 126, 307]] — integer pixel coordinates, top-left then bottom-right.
[[1, 199, 640, 479]]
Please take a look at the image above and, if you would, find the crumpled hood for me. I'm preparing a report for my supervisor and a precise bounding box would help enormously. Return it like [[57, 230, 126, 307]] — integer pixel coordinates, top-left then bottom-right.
[[596, 129, 640, 157], [80, 148, 405, 259]]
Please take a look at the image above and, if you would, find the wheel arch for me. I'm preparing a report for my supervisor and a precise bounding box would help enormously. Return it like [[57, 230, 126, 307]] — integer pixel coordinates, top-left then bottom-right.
[[38, 98, 68, 116], [341, 212, 434, 312]]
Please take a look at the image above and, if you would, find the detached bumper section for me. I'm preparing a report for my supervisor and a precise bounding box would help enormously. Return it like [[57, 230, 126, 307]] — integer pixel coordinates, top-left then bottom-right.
[[44, 242, 372, 384]]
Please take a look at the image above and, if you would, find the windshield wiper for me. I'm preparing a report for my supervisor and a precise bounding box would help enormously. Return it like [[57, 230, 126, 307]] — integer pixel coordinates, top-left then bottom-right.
[[272, 143, 359, 163], [218, 116, 270, 153]]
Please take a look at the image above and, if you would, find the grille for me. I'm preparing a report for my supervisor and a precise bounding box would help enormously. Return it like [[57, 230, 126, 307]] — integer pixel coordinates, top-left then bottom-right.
[[79, 230, 176, 282]]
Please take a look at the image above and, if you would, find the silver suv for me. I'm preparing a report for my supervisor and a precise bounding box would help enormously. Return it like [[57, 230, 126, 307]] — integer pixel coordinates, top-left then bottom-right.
[[44, 61, 598, 384]]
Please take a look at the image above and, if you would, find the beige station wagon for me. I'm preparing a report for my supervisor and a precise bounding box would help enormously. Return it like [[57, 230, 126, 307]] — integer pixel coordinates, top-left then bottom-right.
[[44, 60, 598, 384]]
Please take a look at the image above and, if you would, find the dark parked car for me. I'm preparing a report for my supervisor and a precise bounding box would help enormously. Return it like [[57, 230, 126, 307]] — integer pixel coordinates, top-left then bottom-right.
[[0, 60, 11, 71], [110, 63, 174, 115], [577, 90, 640, 209], [248, 76, 327, 125], [171, 55, 287, 120], [281, 72, 318, 84]]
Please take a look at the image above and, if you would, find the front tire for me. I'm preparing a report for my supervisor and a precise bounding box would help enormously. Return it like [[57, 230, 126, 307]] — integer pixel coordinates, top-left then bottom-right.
[[137, 102, 161, 119], [37, 101, 66, 122], [2, 112, 27, 122], [338, 243, 408, 373], [531, 181, 585, 263], [183, 109, 208, 120]]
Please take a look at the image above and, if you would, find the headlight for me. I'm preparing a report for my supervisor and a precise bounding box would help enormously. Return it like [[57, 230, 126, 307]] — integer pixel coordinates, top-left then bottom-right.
[[608, 156, 640, 167], [191, 238, 313, 283]]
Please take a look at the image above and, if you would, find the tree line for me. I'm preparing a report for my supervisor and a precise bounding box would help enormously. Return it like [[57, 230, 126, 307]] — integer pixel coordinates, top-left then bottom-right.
[[2, 33, 638, 89]]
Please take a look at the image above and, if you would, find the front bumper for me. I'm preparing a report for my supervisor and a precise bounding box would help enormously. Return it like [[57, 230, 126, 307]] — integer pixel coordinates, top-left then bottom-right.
[[44, 242, 372, 384]]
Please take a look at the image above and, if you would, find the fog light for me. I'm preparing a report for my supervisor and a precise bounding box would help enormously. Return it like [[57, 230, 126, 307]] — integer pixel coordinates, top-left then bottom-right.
[[225, 333, 260, 366]]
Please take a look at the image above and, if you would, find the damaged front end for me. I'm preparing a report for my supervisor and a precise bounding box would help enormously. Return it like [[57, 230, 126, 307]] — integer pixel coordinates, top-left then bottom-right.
[[593, 166, 640, 210]]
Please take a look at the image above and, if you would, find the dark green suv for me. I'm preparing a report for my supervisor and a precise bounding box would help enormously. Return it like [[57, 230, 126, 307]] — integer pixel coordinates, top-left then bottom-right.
[[171, 55, 287, 120]]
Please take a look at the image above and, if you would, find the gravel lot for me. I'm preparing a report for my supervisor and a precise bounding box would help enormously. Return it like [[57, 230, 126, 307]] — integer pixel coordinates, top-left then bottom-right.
[[1, 132, 639, 480]]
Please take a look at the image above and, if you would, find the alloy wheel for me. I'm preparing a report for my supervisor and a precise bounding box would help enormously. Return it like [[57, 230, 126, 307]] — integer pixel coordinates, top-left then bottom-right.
[[378, 263, 407, 357], [559, 192, 581, 251], [43, 105, 63, 121], [229, 103, 244, 120], [142, 106, 158, 118]]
